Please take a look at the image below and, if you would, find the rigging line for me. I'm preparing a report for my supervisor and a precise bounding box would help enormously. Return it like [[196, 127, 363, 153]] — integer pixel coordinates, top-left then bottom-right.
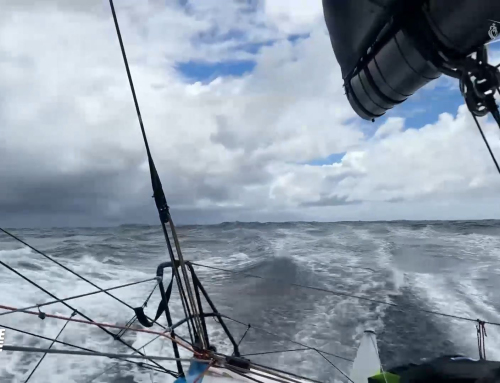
[[0, 323, 172, 375], [0, 261, 175, 376], [107, 0, 196, 346], [315, 349, 354, 383], [220, 317, 353, 363], [85, 332, 173, 383], [193, 263, 500, 328], [2, 345, 212, 363], [24, 312, 75, 383], [141, 347, 156, 383], [224, 364, 297, 383], [143, 282, 158, 307], [241, 347, 309, 357], [222, 362, 310, 383], [135, 328, 192, 353], [223, 365, 266, 383], [114, 314, 137, 340], [169, 221, 206, 348], [115, 282, 158, 339], [471, 113, 500, 174], [237, 324, 251, 347], [136, 333, 166, 352], [0, 304, 197, 355], [0, 277, 157, 317], [163, 225, 196, 345], [212, 351, 323, 383], [370, 334, 388, 383], [85, 364, 121, 383], [248, 361, 324, 383], [0, 228, 171, 334], [108, 329, 190, 367], [191, 262, 391, 306]]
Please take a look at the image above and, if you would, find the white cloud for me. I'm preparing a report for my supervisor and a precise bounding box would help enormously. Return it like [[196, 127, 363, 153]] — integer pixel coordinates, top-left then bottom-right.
[[373, 117, 405, 139], [264, 0, 325, 34], [269, 106, 500, 211], [1, 0, 500, 226]]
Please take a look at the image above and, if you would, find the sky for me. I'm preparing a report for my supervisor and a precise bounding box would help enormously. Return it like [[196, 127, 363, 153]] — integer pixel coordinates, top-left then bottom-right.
[[1, 0, 500, 227]]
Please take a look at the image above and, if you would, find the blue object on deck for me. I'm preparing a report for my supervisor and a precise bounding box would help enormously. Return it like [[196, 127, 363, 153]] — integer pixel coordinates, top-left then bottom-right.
[[174, 361, 208, 383]]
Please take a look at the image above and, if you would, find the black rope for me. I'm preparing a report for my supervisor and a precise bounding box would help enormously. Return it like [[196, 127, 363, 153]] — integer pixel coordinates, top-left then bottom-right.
[[0, 260, 177, 377], [143, 283, 158, 308], [115, 283, 158, 340], [24, 312, 76, 382], [237, 325, 251, 347], [471, 113, 500, 174], [223, 315, 354, 363], [0, 228, 172, 334], [315, 349, 354, 383], [477, 320, 487, 360], [114, 315, 137, 340], [136, 333, 165, 351], [192, 263, 500, 327], [0, 324, 169, 375], [0, 277, 156, 317], [241, 347, 309, 357]]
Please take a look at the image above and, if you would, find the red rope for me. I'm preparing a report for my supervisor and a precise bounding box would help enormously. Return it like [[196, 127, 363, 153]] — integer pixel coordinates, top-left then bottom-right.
[[0, 304, 199, 355]]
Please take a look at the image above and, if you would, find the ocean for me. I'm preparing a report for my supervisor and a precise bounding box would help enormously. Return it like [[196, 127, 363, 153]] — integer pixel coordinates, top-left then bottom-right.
[[1, 221, 500, 382]]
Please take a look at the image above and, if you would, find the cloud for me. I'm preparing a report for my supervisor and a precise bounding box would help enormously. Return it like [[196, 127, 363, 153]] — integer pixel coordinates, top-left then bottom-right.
[[1, 0, 500, 227], [264, 0, 325, 34], [373, 117, 405, 139]]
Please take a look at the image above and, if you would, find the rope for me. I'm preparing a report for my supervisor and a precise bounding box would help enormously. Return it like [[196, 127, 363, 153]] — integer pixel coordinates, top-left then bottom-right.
[[2, 345, 211, 363], [114, 314, 137, 340], [248, 361, 324, 383], [0, 323, 169, 375], [237, 324, 251, 347], [370, 333, 388, 383], [162, 226, 196, 345], [224, 365, 266, 383], [169, 221, 206, 347], [0, 260, 177, 376], [143, 283, 158, 307], [225, 364, 297, 383], [0, 304, 197, 355], [192, 263, 500, 327], [222, 316, 354, 362], [24, 312, 75, 382], [471, 113, 500, 174], [136, 333, 166, 351], [241, 348, 309, 357], [0, 228, 172, 334], [477, 320, 487, 360], [114, 282, 158, 340], [316, 349, 354, 383], [0, 277, 157, 317]]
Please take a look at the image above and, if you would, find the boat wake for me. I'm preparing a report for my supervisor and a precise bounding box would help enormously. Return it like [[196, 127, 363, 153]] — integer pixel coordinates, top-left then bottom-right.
[[1, 221, 500, 382]]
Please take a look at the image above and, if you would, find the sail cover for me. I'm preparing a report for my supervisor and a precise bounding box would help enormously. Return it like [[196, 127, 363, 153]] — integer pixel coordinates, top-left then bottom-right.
[[322, 0, 500, 120], [322, 0, 401, 79]]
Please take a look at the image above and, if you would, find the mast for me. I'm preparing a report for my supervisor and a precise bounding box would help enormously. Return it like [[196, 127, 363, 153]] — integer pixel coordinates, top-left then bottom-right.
[[107, 0, 207, 353]]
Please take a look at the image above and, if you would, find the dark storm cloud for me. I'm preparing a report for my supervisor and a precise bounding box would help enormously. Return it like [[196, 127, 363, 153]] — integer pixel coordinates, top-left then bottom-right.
[[3, 0, 497, 227], [300, 195, 359, 207]]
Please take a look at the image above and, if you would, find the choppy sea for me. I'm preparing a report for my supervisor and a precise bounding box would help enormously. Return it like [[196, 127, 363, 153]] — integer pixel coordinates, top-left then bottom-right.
[[1, 221, 500, 382]]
